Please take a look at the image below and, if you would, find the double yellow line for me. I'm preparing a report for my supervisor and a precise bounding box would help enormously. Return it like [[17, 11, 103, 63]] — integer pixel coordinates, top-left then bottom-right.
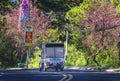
[[59, 74, 73, 81]]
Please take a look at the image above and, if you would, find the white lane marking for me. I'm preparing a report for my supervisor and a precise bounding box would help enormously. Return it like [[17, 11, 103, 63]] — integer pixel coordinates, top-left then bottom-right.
[[65, 74, 73, 81], [59, 74, 67, 81]]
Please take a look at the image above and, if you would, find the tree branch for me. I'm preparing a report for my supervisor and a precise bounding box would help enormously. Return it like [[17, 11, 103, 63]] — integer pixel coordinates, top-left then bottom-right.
[[94, 24, 120, 32], [65, 24, 120, 33]]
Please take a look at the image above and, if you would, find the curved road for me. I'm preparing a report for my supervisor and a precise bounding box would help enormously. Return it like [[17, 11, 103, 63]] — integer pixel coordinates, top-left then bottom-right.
[[0, 69, 120, 81]]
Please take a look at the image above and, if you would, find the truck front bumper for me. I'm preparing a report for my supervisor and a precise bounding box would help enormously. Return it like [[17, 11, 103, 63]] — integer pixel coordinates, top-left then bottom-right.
[[46, 63, 64, 68]]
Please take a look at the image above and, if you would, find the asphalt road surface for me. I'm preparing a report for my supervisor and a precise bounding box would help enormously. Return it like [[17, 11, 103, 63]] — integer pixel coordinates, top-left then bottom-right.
[[0, 69, 120, 81]]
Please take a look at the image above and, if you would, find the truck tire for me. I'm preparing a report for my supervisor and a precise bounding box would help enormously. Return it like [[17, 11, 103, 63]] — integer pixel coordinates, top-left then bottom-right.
[[39, 67, 42, 71], [39, 63, 44, 71], [60, 68, 63, 71], [43, 65, 47, 71], [55, 67, 58, 71], [45, 68, 47, 71], [44, 68, 47, 71]]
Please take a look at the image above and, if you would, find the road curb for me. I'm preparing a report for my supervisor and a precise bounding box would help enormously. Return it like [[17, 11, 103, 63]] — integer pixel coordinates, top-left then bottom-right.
[[6, 68, 25, 71], [0, 68, 26, 71], [1, 67, 120, 72], [64, 66, 102, 71], [104, 69, 120, 72]]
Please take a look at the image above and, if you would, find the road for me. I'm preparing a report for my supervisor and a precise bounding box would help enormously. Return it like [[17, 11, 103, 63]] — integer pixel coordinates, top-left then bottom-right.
[[0, 69, 120, 81]]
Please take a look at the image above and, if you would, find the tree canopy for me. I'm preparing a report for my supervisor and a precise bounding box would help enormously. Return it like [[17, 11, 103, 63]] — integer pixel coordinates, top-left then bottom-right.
[[1, 0, 120, 68]]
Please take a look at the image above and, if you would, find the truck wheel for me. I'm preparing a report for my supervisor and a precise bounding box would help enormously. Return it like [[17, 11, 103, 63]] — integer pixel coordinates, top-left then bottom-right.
[[43, 66, 47, 71], [60, 68, 63, 71], [55, 68, 58, 71], [44, 68, 47, 71], [39, 68, 42, 71], [39, 63, 44, 71]]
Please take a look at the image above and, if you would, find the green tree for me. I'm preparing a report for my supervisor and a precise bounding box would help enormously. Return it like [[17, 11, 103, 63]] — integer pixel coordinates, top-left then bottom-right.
[[30, 47, 41, 68], [0, 15, 18, 67], [65, 0, 120, 67], [0, 0, 13, 15], [36, 0, 83, 12]]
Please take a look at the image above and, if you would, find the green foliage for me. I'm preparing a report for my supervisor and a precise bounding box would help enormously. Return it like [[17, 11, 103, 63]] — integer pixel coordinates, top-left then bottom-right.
[[65, 0, 120, 68], [97, 47, 119, 68], [47, 28, 60, 42], [0, 0, 13, 15], [116, 4, 120, 13], [105, 0, 120, 13], [0, 0, 120, 68], [36, 0, 83, 12], [110, 0, 120, 6], [65, 0, 92, 23], [29, 47, 41, 68], [65, 44, 86, 66], [0, 15, 18, 67]]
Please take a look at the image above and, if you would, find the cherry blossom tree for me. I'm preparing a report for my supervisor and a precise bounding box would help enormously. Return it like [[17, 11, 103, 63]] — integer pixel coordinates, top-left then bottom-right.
[[80, 0, 120, 66], [5, 0, 53, 61]]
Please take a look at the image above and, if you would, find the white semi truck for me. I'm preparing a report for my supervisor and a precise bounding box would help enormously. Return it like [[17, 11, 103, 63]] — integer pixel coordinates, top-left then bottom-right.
[[39, 43, 64, 71]]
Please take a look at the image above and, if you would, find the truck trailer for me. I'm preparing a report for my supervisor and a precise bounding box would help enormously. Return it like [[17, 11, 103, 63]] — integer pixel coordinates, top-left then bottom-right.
[[39, 43, 64, 71]]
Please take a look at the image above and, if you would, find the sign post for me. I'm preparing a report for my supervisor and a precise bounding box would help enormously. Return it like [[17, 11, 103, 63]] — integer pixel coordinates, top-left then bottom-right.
[[24, 26, 32, 68]]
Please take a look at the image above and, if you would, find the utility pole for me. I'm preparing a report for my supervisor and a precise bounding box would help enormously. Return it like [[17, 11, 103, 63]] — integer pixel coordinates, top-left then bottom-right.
[[65, 23, 69, 61]]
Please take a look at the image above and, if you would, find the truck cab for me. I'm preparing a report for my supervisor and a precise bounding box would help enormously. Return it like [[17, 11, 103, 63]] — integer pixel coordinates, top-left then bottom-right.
[[39, 43, 64, 71]]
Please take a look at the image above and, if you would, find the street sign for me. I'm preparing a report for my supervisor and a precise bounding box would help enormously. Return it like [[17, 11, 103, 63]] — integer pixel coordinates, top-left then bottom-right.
[[24, 26, 32, 46]]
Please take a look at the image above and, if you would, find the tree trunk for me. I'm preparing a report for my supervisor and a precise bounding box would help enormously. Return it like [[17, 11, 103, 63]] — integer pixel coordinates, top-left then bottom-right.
[[117, 42, 120, 66], [93, 55, 100, 66], [85, 57, 89, 66], [92, 47, 102, 66]]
